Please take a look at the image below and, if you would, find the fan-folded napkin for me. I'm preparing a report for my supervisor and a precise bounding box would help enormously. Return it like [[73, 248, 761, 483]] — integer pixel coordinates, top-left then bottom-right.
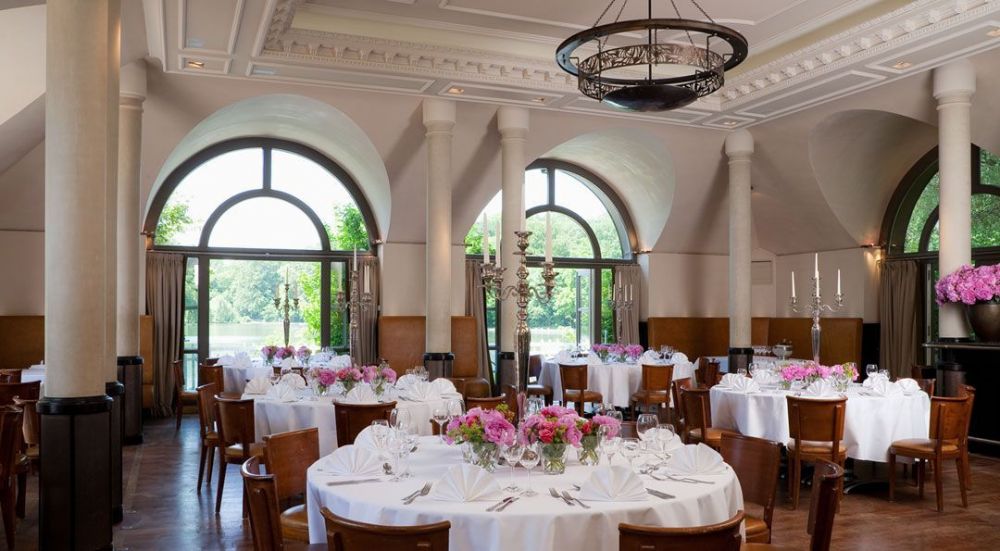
[[896, 378, 921, 394], [862, 373, 890, 388], [244, 377, 272, 395], [320, 445, 384, 476], [555, 350, 572, 363], [430, 464, 500, 502], [664, 443, 727, 475], [395, 374, 420, 392], [279, 357, 301, 370], [353, 425, 391, 452], [430, 378, 458, 396], [867, 378, 902, 397], [801, 378, 836, 398], [342, 384, 378, 404], [216, 355, 235, 366], [752, 370, 781, 387], [671, 352, 689, 364], [280, 373, 307, 390], [266, 383, 298, 402], [577, 465, 647, 502], [724, 375, 760, 394], [403, 381, 441, 402], [641, 350, 660, 363]]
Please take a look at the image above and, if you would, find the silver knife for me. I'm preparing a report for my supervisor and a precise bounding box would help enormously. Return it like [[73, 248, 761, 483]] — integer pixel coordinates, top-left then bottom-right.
[[326, 478, 380, 486], [487, 496, 514, 512], [647, 488, 675, 500], [496, 497, 519, 512]]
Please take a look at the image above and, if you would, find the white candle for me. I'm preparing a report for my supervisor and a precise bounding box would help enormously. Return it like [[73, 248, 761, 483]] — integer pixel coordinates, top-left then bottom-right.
[[627, 284, 633, 302], [814, 253, 820, 295], [481, 214, 489, 264], [791, 271, 796, 299], [353, 247, 357, 272], [364, 265, 370, 293], [544, 211, 553, 263], [520, 207, 526, 232], [837, 269, 842, 296], [613, 283, 618, 301], [495, 220, 502, 268]]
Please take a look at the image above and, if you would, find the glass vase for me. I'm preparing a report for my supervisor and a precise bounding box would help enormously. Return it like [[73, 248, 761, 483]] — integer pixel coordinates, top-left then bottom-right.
[[541, 443, 568, 475], [470, 442, 500, 472], [578, 436, 600, 466]]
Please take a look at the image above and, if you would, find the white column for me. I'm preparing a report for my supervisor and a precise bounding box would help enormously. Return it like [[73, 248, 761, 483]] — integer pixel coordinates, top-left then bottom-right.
[[933, 60, 975, 339], [45, 0, 120, 396], [725, 130, 754, 349], [497, 106, 529, 352], [422, 99, 455, 353], [116, 62, 146, 356]]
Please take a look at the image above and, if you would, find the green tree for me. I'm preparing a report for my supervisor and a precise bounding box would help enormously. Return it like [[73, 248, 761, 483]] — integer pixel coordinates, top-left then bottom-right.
[[330, 204, 369, 250], [154, 202, 192, 244]]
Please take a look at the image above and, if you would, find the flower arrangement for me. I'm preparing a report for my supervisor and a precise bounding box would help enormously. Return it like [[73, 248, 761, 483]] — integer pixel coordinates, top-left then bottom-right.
[[274, 345, 296, 360], [261, 345, 279, 363], [520, 405, 583, 474], [361, 364, 397, 396], [779, 361, 859, 389], [624, 344, 644, 362], [576, 415, 622, 465], [607, 343, 626, 361], [296, 345, 312, 362], [935, 264, 1000, 305], [591, 343, 610, 362], [444, 407, 516, 472], [310, 367, 337, 395], [335, 366, 364, 393]]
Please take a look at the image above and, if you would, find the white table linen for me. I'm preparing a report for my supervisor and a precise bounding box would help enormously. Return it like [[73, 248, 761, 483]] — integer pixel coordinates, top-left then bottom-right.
[[306, 436, 743, 550], [539, 359, 694, 408], [22, 365, 46, 385], [223, 362, 274, 394], [247, 389, 457, 455], [710, 384, 930, 462]]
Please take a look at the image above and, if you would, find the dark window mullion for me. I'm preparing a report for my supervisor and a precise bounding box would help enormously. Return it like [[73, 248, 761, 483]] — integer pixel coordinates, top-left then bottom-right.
[[262, 147, 272, 190]]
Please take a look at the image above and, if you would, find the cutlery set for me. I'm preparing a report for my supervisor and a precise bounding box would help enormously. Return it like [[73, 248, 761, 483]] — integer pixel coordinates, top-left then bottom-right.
[[401, 482, 432, 504], [486, 496, 519, 512]]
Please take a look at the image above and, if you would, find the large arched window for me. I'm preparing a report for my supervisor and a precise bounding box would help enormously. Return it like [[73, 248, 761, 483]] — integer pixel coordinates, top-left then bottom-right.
[[145, 138, 377, 383], [465, 160, 637, 358]]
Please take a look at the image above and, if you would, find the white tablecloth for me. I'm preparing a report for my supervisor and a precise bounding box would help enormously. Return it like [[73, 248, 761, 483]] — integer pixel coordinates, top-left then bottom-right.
[[248, 390, 457, 455], [222, 363, 273, 394], [695, 356, 803, 374], [710, 385, 930, 462], [539, 359, 694, 409], [22, 365, 46, 385], [306, 436, 743, 549]]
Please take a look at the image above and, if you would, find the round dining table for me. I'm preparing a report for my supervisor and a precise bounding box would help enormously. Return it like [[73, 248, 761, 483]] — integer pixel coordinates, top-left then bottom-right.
[[710, 384, 930, 462], [539, 358, 695, 409], [305, 437, 743, 550]]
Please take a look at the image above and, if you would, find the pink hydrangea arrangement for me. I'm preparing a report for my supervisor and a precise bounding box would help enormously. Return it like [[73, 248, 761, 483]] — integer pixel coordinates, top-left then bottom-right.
[[335, 366, 364, 392], [296, 345, 312, 362], [607, 343, 626, 360], [310, 367, 337, 393], [361, 364, 398, 395], [780, 361, 858, 386], [274, 345, 296, 360], [935, 264, 1000, 305], [260, 345, 279, 363], [519, 405, 583, 447], [576, 414, 622, 465], [624, 344, 644, 361], [444, 407, 516, 447], [591, 343, 610, 362]]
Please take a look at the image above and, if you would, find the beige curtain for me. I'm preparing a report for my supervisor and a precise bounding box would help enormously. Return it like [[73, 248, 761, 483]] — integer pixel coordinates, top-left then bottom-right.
[[879, 260, 921, 379], [465, 259, 493, 388], [357, 255, 380, 365], [614, 264, 642, 345], [145, 252, 185, 418]]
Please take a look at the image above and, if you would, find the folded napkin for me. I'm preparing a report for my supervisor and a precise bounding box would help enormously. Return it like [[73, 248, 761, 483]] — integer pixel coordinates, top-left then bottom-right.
[[862, 373, 890, 388], [896, 378, 921, 394], [243, 377, 272, 395], [329, 355, 352, 368], [342, 384, 378, 404], [232, 353, 254, 370], [665, 443, 727, 475], [555, 350, 572, 363], [430, 464, 501, 502], [280, 373, 307, 390], [216, 354, 235, 366], [637, 428, 684, 451], [719, 373, 743, 387], [641, 350, 660, 363], [395, 374, 420, 392], [320, 445, 384, 476], [353, 425, 391, 452], [728, 376, 760, 394], [867, 378, 902, 397], [752, 370, 781, 387], [802, 378, 836, 398], [266, 383, 299, 402], [671, 352, 689, 364], [279, 357, 301, 370], [577, 465, 647, 502], [403, 381, 441, 402], [430, 378, 457, 396]]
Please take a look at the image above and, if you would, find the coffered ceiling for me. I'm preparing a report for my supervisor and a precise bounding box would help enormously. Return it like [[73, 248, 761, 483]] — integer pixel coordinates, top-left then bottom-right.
[[146, 0, 1000, 128]]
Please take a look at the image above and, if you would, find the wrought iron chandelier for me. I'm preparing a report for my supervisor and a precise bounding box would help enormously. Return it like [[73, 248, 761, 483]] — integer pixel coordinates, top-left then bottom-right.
[[555, 0, 748, 112]]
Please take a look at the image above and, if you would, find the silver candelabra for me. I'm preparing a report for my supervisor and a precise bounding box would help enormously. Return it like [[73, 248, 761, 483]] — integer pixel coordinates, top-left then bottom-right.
[[790, 276, 844, 364], [273, 277, 300, 348], [334, 264, 374, 364], [481, 230, 557, 393], [609, 291, 634, 345]]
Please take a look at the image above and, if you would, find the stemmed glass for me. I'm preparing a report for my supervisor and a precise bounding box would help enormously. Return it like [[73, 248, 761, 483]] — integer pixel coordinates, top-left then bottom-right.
[[431, 407, 449, 443], [654, 424, 675, 467], [501, 443, 524, 494], [597, 424, 619, 465], [520, 442, 540, 497], [390, 408, 412, 431], [387, 431, 411, 482], [636, 414, 658, 441], [866, 364, 878, 379], [620, 438, 641, 472], [447, 399, 464, 419]]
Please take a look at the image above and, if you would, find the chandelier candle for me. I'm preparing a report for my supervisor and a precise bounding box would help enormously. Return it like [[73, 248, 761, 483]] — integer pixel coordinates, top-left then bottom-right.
[[790, 256, 844, 364]]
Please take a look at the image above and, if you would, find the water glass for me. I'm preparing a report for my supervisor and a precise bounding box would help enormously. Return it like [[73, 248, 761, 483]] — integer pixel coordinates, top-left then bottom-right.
[[432, 408, 449, 442], [390, 408, 412, 431], [388, 433, 410, 482], [866, 364, 878, 378], [447, 399, 465, 419], [502, 443, 524, 493], [520, 443, 540, 497], [636, 414, 658, 440], [620, 438, 641, 471]]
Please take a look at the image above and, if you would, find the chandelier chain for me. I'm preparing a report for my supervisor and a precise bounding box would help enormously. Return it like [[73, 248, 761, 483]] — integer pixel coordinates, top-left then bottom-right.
[[668, 0, 697, 49]]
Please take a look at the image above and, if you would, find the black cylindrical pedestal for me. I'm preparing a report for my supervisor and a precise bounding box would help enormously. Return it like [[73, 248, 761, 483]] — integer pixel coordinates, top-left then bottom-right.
[[117, 355, 144, 445], [423, 352, 454, 381], [38, 396, 114, 551], [936, 359, 966, 397], [728, 347, 754, 375], [106, 380, 124, 525]]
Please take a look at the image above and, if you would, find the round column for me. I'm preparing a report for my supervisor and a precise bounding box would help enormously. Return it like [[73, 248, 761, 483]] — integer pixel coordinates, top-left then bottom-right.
[[725, 129, 754, 373], [497, 107, 529, 389], [116, 62, 146, 356], [422, 99, 455, 376], [933, 59, 975, 339]]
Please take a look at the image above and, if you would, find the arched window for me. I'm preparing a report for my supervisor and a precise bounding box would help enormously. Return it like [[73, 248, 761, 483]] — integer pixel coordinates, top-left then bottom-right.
[[465, 160, 637, 358], [144, 138, 377, 380]]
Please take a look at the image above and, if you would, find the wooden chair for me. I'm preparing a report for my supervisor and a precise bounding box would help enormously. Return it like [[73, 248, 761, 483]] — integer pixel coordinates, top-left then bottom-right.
[[200, 363, 225, 395], [526, 354, 553, 406], [558, 364, 603, 417], [720, 433, 781, 543], [744, 461, 844, 551], [696, 358, 722, 389], [173, 360, 198, 430], [0, 382, 40, 406], [0, 371, 21, 384], [332, 402, 395, 447], [889, 394, 971, 512], [618, 510, 744, 551], [671, 378, 693, 433], [958, 384, 975, 489], [12, 397, 38, 519], [0, 406, 23, 549], [466, 395, 504, 411], [630, 364, 674, 420], [195, 383, 220, 493], [214, 396, 262, 514], [242, 456, 286, 551], [321, 506, 450, 550], [786, 396, 847, 510], [264, 428, 320, 543], [205, 357, 221, 366], [914, 378, 936, 396], [678, 387, 735, 450]]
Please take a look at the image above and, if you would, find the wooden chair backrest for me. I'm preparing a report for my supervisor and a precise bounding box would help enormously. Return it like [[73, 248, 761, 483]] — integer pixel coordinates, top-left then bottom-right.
[[199, 364, 224, 394], [241, 456, 285, 551], [215, 396, 256, 451], [808, 461, 844, 551], [618, 511, 744, 551], [958, 384, 976, 446], [915, 378, 935, 396], [204, 357, 220, 366], [0, 406, 24, 478], [786, 396, 846, 460], [641, 364, 674, 393], [333, 401, 395, 447], [0, 370, 21, 383], [679, 387, 713, 435], [466, 396, 503, 411], [502, 384, 519, 423], [559, 364, 589, 392], [529, 354, 542, 379], [263, 428, 319, 502], [11, 397, 39, 447], [172, 360, 185, 394], [0, 381, 41, 406], [720, 433, 781, 528], [671, 378, 692, 421], [929, 395, 970, 445], [322, 506, 451, 551], [196, 383, 218, 439], [696, 358, 721, 389]]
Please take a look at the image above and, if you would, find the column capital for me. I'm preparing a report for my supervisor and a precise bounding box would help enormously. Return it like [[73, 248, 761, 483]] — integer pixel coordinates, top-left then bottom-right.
[[497, 105, 529, 136], [724, 129, 754, 158], [933, 58, 975, 101], [422, 98, 456, 132], [120, 60, 147, 103]]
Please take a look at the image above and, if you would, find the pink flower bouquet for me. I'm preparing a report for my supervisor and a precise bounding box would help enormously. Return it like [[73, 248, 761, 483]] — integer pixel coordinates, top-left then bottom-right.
[[335, 366, 364, 392], [309, 367, 337, 394], [624, 344, 644, 361], [591, 343, 610, 362], [260, 344, 279, 363], [779, 361, 858, 390], [935, 264, 1000, 305], [295, 345, 312, 362], [577, 414, 622, 465], [274, 345, 296, 360], [520, 405, 583, 474], [361, 364, 397, 395], [444, 407, 516, 471]]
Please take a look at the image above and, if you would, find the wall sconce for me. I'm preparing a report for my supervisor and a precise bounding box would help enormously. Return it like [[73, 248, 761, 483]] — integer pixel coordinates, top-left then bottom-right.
[[632, 247, 653, 256], [141, 231, 155, 251]]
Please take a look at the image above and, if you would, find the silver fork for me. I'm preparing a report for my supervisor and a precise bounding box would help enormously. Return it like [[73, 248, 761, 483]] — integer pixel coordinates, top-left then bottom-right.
[[562, 490, 590, 509], [402, 482, 432, 504], [549, 487, 574, 506]]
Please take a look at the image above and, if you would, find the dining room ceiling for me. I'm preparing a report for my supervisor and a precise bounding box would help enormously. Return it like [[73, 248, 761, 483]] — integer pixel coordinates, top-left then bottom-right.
[[150, 0, 1000, 129]]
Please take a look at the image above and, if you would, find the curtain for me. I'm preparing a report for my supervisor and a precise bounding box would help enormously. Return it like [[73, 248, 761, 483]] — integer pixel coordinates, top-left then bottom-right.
[[145, 252, 185, 418], [614, 264, 642, 345], [465, 259, 493, 388], [879, 260, 921, 379], [356, 255, 381, 365]]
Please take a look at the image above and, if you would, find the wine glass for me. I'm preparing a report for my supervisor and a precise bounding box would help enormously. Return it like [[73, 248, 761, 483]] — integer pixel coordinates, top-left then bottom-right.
[[390, 408, 412, 431], [387, 432, 410, 482], [866, 364, 878, 379], [655, 424, 675, 464], [636, 413, 658, 441], [447, 399, 464, 419], [520, 442, 540, 497], [620, 438, 641, 472], [432, 407, 449, 443], [526, 396, 543, 416], [502, 443, 524, 493]]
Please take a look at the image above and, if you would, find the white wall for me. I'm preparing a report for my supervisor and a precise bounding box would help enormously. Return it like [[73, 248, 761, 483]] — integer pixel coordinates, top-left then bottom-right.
[[0, 230, 43, 315], [774, 248, 880, 322]]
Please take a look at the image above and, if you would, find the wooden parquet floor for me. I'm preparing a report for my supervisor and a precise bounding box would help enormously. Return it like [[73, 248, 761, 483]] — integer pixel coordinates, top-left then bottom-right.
[[5, 416, 1000, 550]]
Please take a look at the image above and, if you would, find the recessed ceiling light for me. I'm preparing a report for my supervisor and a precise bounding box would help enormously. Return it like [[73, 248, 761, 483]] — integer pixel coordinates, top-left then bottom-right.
[[446, 86, 464, 95], [722, 121, 738, 126], [988, 27, 1000, 37], [892, 61, 912, 70], [531, 97, 547, 103], [186, 60, 206, 69]]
